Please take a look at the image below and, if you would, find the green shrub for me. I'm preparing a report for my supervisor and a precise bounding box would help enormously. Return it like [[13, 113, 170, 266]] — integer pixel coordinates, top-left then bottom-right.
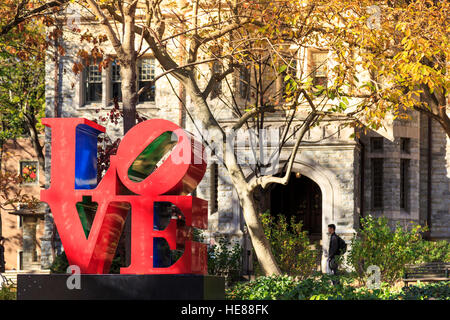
[[414, 240, 450, 263], [257, 212, 318, 279], [347, 215, 424, 284], [0, 284, 16, 300], [175, 230, 243, 285], [398, 281, 450, 300], [50, 251, 124, 274], [50, 251, 69, 273], [183, 231, 244, 286], [207, 236, 242, 286], [279, 273, 399, 300], [226, 275, 299, 300], [225, 274, 394, 300], [226, 274, 450, 300], [285, 274, 367, 300]]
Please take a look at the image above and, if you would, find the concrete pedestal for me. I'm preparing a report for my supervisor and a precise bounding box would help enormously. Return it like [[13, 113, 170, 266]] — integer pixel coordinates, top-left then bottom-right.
[[17, 274, 225, 300]]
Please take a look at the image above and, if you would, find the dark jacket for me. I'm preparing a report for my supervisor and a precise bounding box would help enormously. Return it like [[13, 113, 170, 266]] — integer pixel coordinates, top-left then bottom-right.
[[328, 233, 339, 260]]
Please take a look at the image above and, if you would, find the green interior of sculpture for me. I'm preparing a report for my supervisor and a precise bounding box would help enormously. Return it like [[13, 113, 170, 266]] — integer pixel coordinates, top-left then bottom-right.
[[76, 196, 98, 238], [128, 131, 178, 182]]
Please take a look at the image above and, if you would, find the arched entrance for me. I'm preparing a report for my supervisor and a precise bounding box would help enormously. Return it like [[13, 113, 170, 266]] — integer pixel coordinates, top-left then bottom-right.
[[270, 173, 322, 241], [246, 160, 340, 272]]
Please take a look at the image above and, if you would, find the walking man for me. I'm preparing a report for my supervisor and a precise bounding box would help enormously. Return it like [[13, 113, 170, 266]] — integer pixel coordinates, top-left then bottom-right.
[[327, 224, 345, 285]]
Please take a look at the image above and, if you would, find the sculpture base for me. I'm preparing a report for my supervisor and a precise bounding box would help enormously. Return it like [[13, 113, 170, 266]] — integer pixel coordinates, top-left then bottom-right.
[[17, 274, 225, 300]]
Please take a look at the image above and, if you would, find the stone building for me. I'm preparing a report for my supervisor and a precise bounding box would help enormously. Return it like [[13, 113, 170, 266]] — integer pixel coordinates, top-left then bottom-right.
[[40, 4, 449, 273]]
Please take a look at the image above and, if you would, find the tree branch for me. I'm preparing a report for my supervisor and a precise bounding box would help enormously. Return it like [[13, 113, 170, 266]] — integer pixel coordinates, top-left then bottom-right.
[[249, 110, 319, 191], [0, 0, 69, 35], [232, 105, 277, 131], [202, 62, 238, 99], [137, 58, 218, 96], [85, 0, 126, 58], [247, 89, 319, 191]]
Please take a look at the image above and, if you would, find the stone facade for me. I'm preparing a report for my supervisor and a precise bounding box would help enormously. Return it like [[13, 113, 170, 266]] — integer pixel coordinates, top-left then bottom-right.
[[359, 111, 450, 240], [419, 113, 450, 239]]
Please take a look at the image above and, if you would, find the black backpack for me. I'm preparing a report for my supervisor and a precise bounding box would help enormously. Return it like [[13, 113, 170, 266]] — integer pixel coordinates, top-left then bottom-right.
[[336, 235, 347, 255]]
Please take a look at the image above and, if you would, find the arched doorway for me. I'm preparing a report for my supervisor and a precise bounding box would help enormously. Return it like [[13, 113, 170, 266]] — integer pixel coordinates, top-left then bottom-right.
[[270, 173, 322, 241]]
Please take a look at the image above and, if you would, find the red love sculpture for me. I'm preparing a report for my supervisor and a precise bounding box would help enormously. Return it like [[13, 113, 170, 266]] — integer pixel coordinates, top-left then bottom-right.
[[41, 118, 208, 274]]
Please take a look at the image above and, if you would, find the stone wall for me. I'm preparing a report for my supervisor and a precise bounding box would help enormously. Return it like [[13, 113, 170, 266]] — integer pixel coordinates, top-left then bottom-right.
[[361, 111, 422, 227], [423, 115, 450, 239], [358, 110, 450, 240]]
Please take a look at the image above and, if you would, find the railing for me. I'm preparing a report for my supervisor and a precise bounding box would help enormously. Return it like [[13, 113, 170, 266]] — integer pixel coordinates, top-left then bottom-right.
[[403, 262, 450, 287]]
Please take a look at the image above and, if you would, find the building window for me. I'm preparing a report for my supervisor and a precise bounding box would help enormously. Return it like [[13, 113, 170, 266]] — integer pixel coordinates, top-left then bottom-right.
[[311, 51, 328, 87], [401, 138, 410, 154], [17, 216, 23, 229], [210, 163, 219, 213], [371, 158, 383, 209], [370, 137, 384, 153], [400, 159, 410, 210], [85, 62, 103, 103], [138, 58, 156, 102], [20, 161, 38, 184], [111, 60, 122, 103], [239, 66, 250, 99], [18, 251, 23, 270]]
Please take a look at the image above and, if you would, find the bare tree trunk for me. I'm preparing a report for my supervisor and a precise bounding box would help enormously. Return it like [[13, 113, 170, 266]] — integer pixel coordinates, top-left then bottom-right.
[[120, 2, 138, 268], [120, 3, 138, 134], [120, 60, 138, 133], [223, 126, 281, 276], [119, 54, 137, 269], [119, 53, 138, 269], [238, 188, 281, 275], [184, 79, 282, 275]]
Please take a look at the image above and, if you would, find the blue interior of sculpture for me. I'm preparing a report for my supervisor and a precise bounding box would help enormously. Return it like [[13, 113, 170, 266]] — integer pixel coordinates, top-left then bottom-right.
[[75, 124, 103, 190]]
